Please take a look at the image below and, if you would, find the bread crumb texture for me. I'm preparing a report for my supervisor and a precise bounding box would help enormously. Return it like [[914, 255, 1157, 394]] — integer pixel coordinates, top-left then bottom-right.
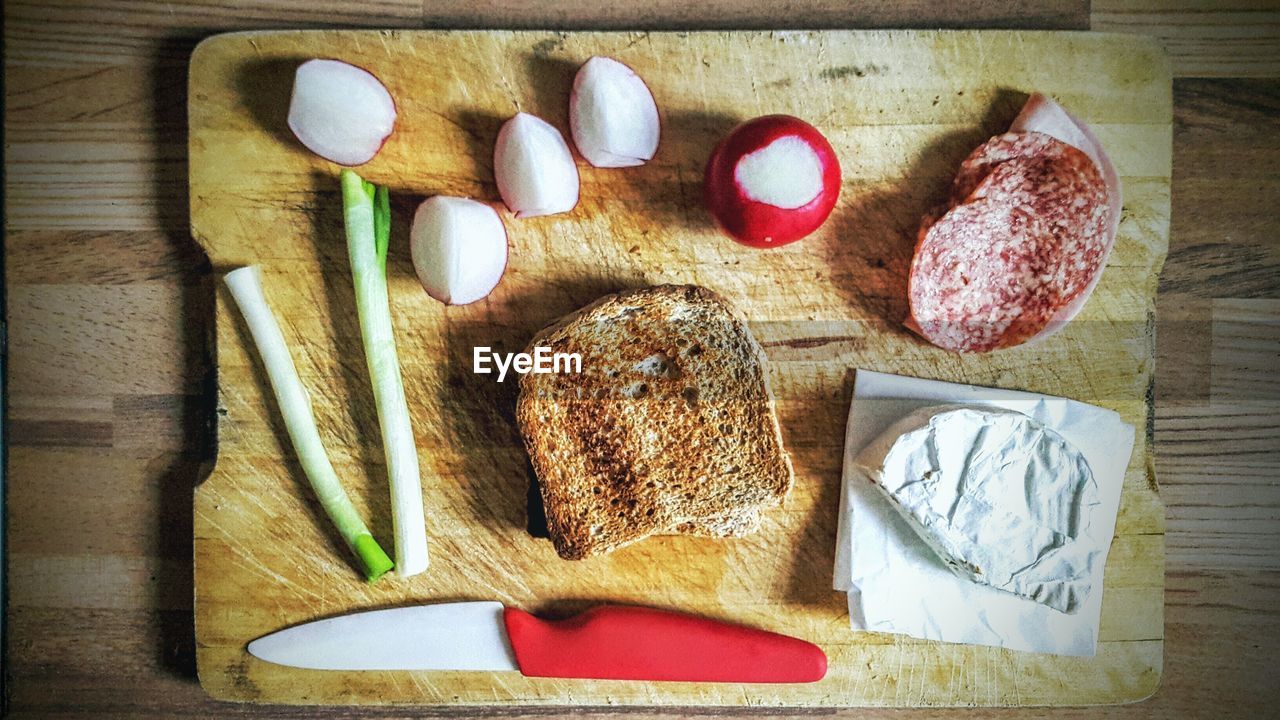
[[517, 285, 795, 559]]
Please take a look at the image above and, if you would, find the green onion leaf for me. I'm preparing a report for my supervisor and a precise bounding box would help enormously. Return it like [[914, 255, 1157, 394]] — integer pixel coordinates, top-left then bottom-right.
[[340, 169, 430, 577]]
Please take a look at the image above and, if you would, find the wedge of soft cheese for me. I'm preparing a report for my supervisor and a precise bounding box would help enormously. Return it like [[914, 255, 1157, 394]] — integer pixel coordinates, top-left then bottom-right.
[[855, 404, 1101, 614]]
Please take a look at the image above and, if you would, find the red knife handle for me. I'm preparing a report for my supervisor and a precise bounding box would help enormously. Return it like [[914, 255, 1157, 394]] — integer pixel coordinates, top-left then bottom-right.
[[503, 605, 827, 683]]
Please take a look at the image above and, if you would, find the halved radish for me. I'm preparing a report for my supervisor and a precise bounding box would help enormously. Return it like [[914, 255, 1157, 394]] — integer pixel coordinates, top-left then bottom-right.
[[287, 59, 397, 166], [704, 115, 841, 248], [494, 113, 580, 218], [410, 196, 509, 305], [569, 56, 661, 168]]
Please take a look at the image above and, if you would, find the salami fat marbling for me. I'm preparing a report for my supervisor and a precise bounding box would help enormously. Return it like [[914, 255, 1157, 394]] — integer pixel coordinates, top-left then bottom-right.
[[907, 95, 1119, 353]]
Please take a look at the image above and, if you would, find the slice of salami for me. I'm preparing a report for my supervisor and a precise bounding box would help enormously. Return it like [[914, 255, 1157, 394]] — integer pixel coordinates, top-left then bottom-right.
[[950, 132, 1071, 204], [1011, 94, 1124, 340], [907, 97, 1116, 353]]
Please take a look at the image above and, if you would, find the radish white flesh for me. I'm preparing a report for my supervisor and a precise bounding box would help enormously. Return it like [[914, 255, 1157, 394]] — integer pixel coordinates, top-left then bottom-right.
[[569, 56, 660, 168], [703, 114, 842, 248], [734, 136, 824, 209], [288, 59, 397, 166], [493, 113, 580, 218], [411, 197, 509, 305]]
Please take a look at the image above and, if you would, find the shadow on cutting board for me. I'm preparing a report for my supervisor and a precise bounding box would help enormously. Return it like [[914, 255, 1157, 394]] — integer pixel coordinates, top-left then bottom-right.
[[524, 49, 740, 236], [521, 53, 577, 127], [816, 87, 1029, 338], [598, 106, 741, 235], [437, 275, 648, 543], [220, 282, 364, 574], [304, 169, 401, 549], [151, 36, 218, 681], [234, 56, 312, 154], [776, 87, 1029, 606]]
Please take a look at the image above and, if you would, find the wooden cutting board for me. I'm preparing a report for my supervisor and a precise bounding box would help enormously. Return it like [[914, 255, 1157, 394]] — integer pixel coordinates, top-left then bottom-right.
[[190, 29, 1169, 707]]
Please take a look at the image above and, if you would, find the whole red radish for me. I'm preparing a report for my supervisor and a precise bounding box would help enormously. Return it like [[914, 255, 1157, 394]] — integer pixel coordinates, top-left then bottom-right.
[[704, 115, 841, 248]]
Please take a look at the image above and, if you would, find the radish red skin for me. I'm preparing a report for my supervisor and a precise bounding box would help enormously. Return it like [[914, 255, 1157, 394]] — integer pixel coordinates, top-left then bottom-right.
[[704, 115, 841, 248]]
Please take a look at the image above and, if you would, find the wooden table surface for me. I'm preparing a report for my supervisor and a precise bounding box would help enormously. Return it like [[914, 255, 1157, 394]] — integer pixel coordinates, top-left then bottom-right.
[[4, 1, 1277, 718]]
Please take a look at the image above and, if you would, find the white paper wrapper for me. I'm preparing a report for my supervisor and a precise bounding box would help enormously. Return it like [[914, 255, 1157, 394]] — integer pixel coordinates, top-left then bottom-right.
[[833, 370, 1135, 656]]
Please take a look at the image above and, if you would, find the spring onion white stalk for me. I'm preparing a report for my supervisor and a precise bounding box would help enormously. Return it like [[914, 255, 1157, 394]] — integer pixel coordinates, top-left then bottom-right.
[[223, 266, 394, 583], [340, 169, 430, 576]]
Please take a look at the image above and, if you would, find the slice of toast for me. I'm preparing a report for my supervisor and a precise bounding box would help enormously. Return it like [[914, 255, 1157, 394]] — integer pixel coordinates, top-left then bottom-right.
[[673, 508, 762, 537], [516, 285, 794, 559]]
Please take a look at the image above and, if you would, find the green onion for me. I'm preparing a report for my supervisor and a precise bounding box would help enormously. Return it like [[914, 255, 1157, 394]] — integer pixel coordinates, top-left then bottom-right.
[[223, 266, 393, 583], [340, 169, 430, 576]]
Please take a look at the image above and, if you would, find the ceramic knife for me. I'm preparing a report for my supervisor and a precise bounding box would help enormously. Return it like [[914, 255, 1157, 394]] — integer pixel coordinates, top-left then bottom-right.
[[247, 601, 827, 683]]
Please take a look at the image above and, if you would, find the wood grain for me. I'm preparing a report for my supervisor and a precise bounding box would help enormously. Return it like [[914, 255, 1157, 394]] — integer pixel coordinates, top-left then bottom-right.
[[4, 0, 1280, 718], [1155, 78, 1280, 582], [185, 29, 1169, 707], [1093, 0, 1280, 78], [417, 1, 1090, 30]]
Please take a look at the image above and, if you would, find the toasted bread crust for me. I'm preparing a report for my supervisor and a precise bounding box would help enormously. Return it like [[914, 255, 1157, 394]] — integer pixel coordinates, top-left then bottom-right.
[[516, 285, 794, 559]]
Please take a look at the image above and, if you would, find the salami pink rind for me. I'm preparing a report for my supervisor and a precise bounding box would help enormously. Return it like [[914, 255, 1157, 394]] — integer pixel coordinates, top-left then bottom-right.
[[907, 94, 1119, 353]]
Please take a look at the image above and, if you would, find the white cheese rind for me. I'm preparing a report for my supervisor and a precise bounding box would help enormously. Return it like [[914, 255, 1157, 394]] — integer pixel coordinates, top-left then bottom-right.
[[856, 404, 1101, 614]]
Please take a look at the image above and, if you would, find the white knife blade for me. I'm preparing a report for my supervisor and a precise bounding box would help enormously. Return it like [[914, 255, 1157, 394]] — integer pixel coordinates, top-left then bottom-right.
[[246, 600, 518, 671]]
